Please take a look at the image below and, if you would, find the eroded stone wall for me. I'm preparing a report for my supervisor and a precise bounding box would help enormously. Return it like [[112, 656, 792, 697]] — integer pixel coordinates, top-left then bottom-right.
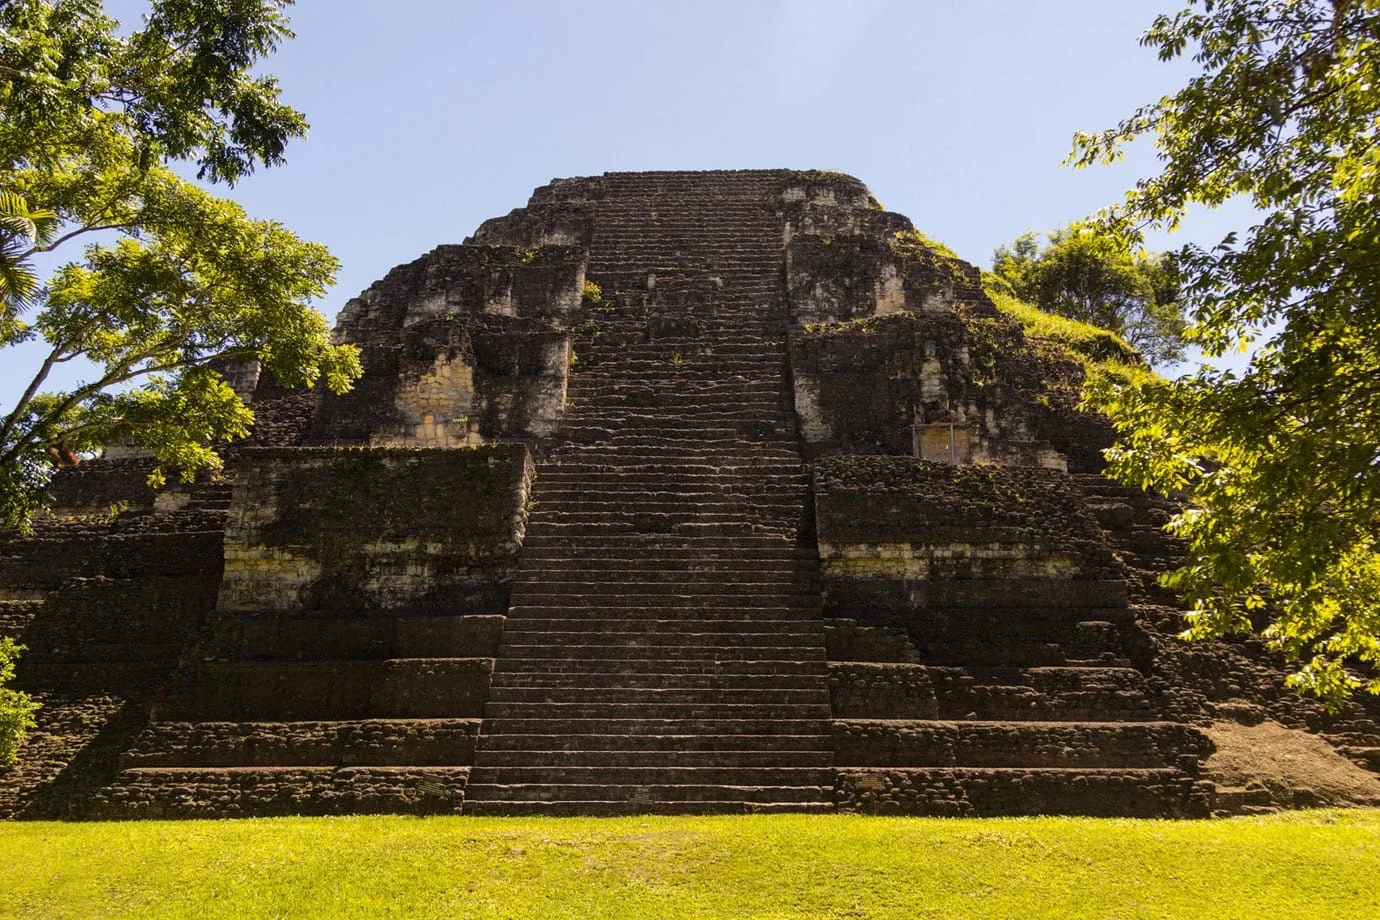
[[815, 456, 1122, 620], [312, 245, 584, 446], [219, 445, 531, 613], [778, 172, 1108, 472]]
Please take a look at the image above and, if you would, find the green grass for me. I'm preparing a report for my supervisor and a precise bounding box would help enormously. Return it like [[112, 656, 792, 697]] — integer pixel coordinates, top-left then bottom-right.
[[3, 811, 1378, 919], [983, 286, 1149, 375]]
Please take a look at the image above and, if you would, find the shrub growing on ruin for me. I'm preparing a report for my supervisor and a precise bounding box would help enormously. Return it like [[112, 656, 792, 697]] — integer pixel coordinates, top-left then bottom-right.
[[0, 637, 38, 767]]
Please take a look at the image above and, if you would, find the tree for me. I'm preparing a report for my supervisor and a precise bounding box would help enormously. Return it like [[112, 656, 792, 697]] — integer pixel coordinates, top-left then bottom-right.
[[1071, 0, 1380, 702], [0, 0, 361, 531], [992, 223, 1187, 365], [0, 638, 38, 767]]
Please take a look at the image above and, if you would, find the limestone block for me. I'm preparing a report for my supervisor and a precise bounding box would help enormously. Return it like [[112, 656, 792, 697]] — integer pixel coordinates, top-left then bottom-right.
[[218, 445, 533, 613]]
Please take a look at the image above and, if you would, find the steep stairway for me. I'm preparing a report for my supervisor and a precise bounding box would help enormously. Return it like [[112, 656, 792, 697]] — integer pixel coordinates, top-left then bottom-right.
[[464, 172, 835, 814]]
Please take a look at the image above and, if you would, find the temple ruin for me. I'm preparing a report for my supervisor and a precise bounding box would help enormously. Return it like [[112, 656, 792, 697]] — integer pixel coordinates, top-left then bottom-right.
[[3, 169, 1378, 817]]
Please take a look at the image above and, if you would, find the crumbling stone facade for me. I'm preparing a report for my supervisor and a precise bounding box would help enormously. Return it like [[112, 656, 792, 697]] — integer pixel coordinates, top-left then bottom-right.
[[3, 170, 1378, 818]]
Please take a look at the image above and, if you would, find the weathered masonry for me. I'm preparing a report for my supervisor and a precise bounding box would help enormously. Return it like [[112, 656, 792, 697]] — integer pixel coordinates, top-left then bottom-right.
[[4, 170, 1379, 817]]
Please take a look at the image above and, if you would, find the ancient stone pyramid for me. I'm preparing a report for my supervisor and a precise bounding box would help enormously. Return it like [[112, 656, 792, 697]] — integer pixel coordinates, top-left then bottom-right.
[[4, 170, 1378, 818]]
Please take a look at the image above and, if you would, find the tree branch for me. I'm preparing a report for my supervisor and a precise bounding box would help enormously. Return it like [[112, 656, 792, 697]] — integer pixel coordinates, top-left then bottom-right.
[[18, 222, 133, 260]]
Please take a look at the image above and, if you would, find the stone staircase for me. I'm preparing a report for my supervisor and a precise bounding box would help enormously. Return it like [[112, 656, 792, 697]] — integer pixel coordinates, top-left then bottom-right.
[[829, 628, 1214, 816], [813, 459, 1213, 816], [464, 172, 835, 814]]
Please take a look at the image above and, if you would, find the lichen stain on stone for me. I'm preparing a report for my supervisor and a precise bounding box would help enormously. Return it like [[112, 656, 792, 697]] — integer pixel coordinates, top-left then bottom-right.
[[401, 292, 449, 327], [792, 376, 832, 442], [818, 541, 1080, 579], [874, 263, 906, 316], [483, 290, 515, 317], [376, 352, 481, 448], [218, 546, 323, 612]]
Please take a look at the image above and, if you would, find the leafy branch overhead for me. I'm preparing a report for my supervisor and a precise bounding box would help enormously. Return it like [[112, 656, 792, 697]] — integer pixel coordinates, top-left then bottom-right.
[[1074, 0, 1380, 702], [0, 0, 361, 531]]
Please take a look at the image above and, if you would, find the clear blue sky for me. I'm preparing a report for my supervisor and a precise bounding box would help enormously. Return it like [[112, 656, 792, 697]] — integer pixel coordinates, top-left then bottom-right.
[[4, 0, 1246, 408]]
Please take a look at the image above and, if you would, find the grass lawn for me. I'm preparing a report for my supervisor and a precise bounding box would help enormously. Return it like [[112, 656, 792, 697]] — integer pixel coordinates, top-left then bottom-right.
[[2, 810, 1378, 919]]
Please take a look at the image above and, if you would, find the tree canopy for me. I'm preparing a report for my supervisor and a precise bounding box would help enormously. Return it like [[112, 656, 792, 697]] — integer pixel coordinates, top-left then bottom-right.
[[991, 223, 1187, 366], [0, 0, 360, 531], [1072, 0, 1380, 702]]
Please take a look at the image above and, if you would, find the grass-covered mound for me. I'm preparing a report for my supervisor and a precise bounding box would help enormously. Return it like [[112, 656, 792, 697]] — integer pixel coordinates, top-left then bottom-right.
[[981, 277, 1156, 389], [3, 811, 1377, 919]]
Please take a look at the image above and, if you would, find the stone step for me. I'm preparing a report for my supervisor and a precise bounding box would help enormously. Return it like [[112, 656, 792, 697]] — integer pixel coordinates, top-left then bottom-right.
[[1211, 785, 1277, 814], [499, 616, 820, 634], [573, 362, 783, 377], [504, 605, 822, 621], [532, 471, 805, 485], [484, 702, 833, 720], [154, 658, 493, 721], [569, 384, 784, 399], [460, 799, 833, 816], [498, 643, 826, 661], [590, 260, 780, 272], [497, 630, 823, 652], [468, 765, 834, 787], [836, 767, 1209, 817], [515, 546, 812, 562], [586, 340, 785, 354], [532, 499, 806, 516], [480, 722, 828, 750], [496, 657, 829, 677], [95, 766, 470, 818], [480, 717, 829, 736], [557, 432, 799, 448], [825, 620, 1127, 667], [556, 415, 797, 431], [911, 606, 1137, 626], [912, 643, 1127, 669], [526, 515, 805, 532], [569, 379, 783, 394], [488, 686, 829, 705], [473, 748, 834, 767], [580, 345, 786, 359], [531, 463, 806, 477], [0, 599, 41, 638], [463, 781, 830, 805], [563, 399, 788, 413], [523, 522, 796, 539], [831, 720, 1210, 769], [508, 587, 818, 604], [490, 671, 826, 691], [589, 255, 780, 267], [118, 718, 482, 768], [1340, 746, 1380, 771], [13, 640, 187, 664], [549, 432, 799, 447], [514, 559, 817, 576], [526, 508, 806, 527], [206, 613, 503, 661], [505, 604, 819, 620], [829, 663, 1156, 722], [548, 447, 803, 462]]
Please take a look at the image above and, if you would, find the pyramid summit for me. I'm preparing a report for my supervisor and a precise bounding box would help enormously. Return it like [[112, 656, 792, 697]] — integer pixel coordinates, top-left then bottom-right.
[[3, 169, 1378, 817]]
